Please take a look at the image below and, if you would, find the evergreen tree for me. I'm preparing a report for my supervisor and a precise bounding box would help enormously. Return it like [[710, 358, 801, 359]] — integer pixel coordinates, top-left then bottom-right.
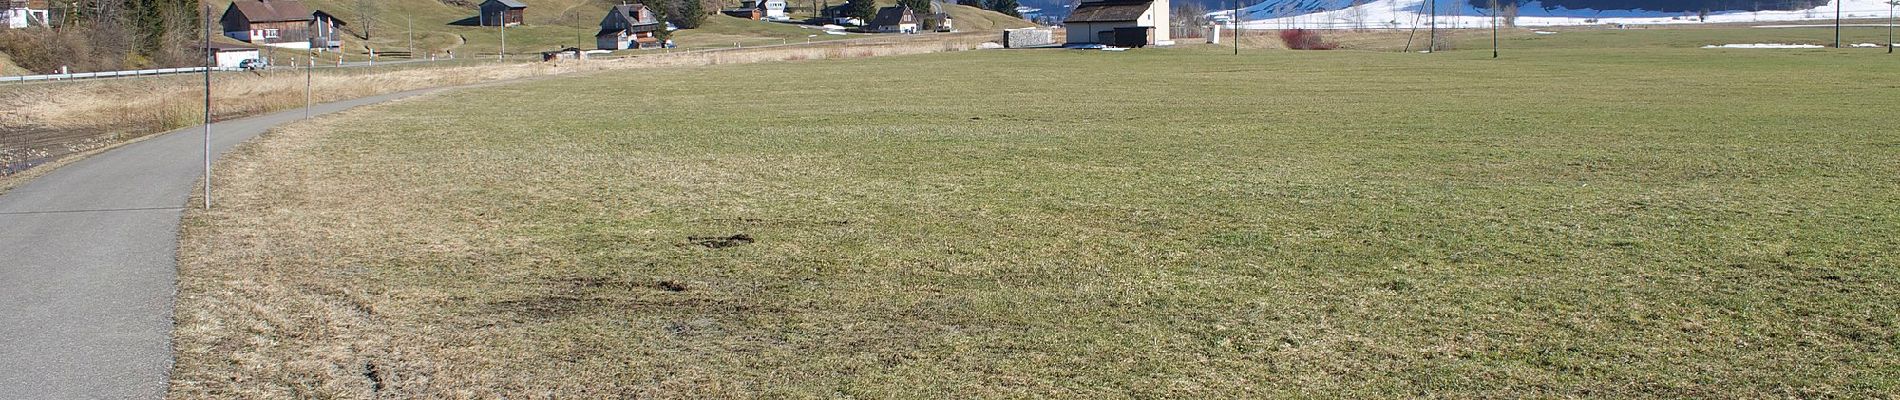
[[898, 0, 933, 13], [677, 0, 708, 29], [846, 0, 878, 20]]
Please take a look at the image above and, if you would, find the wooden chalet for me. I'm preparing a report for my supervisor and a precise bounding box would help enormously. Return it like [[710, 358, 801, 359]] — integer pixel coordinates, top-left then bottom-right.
[[597, 4, 665, 50], [221, 0, 316, 49]]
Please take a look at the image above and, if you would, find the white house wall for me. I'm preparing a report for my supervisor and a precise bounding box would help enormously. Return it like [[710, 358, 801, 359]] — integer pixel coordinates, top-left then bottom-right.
[[263, 41, 312, 50], [215, 50, 260, 68], [764, 0, 787, 18], [1152, 0, 1171, 44], [5, 8, 48, 28], [1064, 20, 1143, 43]]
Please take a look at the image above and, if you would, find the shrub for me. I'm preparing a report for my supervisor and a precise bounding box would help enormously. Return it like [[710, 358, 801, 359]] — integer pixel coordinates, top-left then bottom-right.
[[1277, 29, 1336, 50]]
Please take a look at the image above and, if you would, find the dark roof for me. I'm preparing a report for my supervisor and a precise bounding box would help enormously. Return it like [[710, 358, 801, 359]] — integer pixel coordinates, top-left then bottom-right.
[[869, 6, 913, 26], [600, 4, 661, 31], [484, 0, 528, 9], [311, 10, 347, 25], [203, 42, 261, 51], [228, 0, 315, 23], [1064, 0, 1151, 23]]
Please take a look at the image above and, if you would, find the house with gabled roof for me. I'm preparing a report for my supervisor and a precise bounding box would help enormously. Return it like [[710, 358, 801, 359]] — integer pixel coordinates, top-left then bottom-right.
[[1062, 0, 1172, 47], [742, 0, 788, 20], [221, 0, 316, 49], [597, 3, 666, 50], [869, 6, 917, 33]]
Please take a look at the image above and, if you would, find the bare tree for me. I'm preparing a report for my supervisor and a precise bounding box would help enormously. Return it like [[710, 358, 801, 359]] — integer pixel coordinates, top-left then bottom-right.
[[150, 1, 197, 66], [1346, 0, 1368, 30], [356, 0, 377, 40], [1171, 0, 1208, 37], [1501, 1, 1518, 27], [1275, 0, 1296, 29], [83, 0, 132, 69]]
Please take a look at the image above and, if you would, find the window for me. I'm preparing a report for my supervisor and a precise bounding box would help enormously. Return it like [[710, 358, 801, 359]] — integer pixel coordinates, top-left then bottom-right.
[[265, 29, 280, 39]]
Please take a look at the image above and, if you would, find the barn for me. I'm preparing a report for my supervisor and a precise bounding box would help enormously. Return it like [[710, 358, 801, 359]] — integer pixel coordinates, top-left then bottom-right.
[[220, 0, 315, 49], [479, 0, 526, 27], [1062, 0, 1172, 47]]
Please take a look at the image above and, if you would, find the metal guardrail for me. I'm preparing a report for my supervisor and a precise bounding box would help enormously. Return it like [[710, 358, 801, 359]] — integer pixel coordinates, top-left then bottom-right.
[[0, 66, 242, 83]]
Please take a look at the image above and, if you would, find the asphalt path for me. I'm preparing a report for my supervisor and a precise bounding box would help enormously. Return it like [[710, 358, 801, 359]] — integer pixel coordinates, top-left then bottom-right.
[[0, 88, 440, 399]]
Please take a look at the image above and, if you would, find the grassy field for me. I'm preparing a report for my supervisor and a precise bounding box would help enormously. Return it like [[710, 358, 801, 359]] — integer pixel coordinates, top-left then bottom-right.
[[172, 27, 1899, 397]]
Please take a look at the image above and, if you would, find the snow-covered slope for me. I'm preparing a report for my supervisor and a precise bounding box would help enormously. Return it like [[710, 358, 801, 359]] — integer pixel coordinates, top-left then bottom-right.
[[1209, 0, 1897, 29]]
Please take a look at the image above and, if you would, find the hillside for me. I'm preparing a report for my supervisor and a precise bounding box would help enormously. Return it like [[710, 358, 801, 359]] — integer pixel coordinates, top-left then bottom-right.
[[204, 0, 613, 55], [0, 51, 25, 75], [205, 0, 894, 56], [943, 4, 1040, 30]]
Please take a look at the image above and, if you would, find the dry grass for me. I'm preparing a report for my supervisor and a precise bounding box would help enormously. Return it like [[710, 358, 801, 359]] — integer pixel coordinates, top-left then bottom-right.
[[0, 50, 25, 75], [0, 33, 994, 189], [174, 28, 1899, 397]]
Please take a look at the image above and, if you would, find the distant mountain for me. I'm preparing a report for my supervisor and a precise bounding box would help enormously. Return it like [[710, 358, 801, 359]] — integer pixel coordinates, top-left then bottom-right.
[[1197, 0, 1891, 28], [1485, 0, 1826, 13], [1028, 0, 1872, 23]]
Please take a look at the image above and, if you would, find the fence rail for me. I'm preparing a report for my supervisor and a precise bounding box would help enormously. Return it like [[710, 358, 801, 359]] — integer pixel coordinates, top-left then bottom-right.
[[1, 66, 242, 83]]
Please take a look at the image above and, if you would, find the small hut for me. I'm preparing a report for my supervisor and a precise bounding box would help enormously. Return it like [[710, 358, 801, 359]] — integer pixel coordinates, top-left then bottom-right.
[[479, 0, 526, 26]]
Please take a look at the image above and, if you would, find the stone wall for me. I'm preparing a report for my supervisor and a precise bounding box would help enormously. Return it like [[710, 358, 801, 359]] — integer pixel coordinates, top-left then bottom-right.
[[1002, 28, 1056, 48]]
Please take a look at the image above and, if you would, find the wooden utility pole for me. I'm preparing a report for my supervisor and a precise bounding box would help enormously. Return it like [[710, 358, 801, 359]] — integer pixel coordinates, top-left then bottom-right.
[[202, 3, 213, 209], [305, 50, 313, 119], [1491, 0, 1499, 58], [1232, 1, 1240, 55], [1835, 0, 1843, 48], [1428, 0, 1437, 52]]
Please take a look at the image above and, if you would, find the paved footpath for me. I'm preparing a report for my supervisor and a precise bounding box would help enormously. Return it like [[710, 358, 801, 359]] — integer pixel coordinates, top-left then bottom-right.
[[0, 88, 440, 399]]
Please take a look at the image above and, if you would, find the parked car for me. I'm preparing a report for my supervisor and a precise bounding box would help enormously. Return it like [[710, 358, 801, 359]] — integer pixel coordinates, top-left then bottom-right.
[[238, 58, 269, 71]]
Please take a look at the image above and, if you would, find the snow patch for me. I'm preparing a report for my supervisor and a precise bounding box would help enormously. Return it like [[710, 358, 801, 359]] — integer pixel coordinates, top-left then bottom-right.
[[1209, 0, 1900, 29]]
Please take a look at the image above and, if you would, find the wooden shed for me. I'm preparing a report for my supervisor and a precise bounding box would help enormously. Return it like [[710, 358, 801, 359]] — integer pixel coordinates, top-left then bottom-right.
[[309, 10, 346, 50], [479, 0, 526, 26]]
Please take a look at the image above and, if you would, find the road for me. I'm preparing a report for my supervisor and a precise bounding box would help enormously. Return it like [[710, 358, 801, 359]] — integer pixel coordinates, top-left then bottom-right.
[[0, 88, 440, 399]]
